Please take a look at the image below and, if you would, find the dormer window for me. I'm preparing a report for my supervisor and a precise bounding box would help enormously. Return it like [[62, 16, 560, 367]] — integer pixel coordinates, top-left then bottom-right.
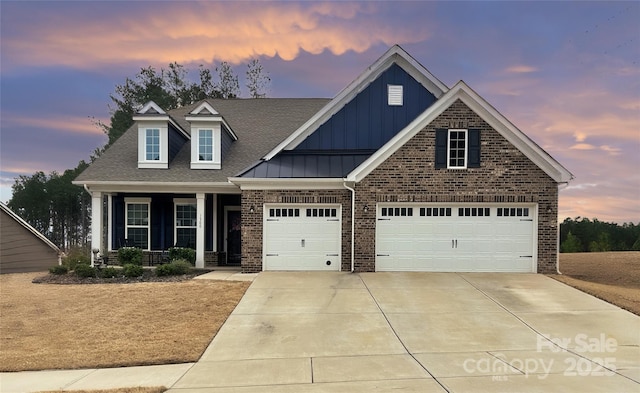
[[146, 129, 161, 160], [187, 102, 238, 170], [136, 122, 169, 168], [198, 129, 213, 161]]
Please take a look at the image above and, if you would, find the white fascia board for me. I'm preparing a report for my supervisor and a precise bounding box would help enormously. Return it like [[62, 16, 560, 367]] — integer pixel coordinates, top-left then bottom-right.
[[186, 117, 238, 141], [133, 115, 189, 139], [228, 177, 345, 190], [138, 101, 166, 114], [168, 118, 190, 139], [221, 120, 238, 141], [347, 81, 573, 183], [75, 181, 240, 194], [263, 45, 449, 161], [453, 82, 573, 182], [190, 102, 219, 115], [0, 203, 61, 253]]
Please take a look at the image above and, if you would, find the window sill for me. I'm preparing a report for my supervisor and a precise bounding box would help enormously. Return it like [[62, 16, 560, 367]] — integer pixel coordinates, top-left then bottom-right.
[[138, 161, 168, 169], [190, 162, 221, 170]]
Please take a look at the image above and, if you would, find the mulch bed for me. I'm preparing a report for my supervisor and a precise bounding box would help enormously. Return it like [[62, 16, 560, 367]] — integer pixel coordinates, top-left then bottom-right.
[[32, 269, 211, 285]]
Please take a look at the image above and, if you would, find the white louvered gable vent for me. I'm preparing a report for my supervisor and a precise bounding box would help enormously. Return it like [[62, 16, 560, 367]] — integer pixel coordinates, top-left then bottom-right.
[[388, 84, 403, 106]]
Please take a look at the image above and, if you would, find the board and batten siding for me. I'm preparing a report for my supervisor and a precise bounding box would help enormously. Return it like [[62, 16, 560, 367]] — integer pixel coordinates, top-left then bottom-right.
[[0, 208, 60, 274], [293, 63, 437, 151]]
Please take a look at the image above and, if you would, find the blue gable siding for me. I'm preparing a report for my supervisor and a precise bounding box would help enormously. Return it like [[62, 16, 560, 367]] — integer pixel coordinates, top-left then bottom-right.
[[294, 64, 436, 151], [221, 126, 234, 162], [168, 124, 187, 162]]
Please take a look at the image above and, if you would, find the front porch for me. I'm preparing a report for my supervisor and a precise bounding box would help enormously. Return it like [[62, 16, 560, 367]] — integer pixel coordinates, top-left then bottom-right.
[[89, 189, 242, 268]]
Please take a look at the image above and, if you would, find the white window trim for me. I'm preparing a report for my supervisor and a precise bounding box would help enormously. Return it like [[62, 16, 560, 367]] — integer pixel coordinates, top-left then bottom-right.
[[174, 198, 197, 247], [447, 129, 468, 169], [145, 128, 161, 161], [125, 197, 151, 251], [137, 124, 168, 168], [388, 84, 403, 106], [190, 125, 221, 169], [197, 129, 214, 162]]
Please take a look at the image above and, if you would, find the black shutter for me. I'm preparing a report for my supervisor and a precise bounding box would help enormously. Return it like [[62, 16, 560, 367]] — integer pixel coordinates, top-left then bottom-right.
[[435, 129, 447, 169], [468, 129, 481, 168]]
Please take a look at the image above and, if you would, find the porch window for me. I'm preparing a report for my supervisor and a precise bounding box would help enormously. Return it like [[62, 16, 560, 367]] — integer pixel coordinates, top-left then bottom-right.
[[175, 200, 196, 248], [125, 199, 150, 250]]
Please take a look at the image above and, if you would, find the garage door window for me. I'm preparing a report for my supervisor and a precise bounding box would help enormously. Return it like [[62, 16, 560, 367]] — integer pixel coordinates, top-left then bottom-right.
[[306, 208, 337, 217], [381, 207, 414, 217], [497, 207, 530, 217], [269, 208, 300, 217], [458, 207, 491, 217], [419, 207, 451, 217]]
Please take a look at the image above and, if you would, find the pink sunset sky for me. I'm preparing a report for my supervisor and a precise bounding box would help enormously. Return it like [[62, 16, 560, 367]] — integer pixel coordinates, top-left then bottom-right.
[[1, 1, 638, 223]]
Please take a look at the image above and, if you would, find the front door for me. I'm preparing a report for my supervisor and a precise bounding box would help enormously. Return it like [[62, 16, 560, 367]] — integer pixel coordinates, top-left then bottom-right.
[[225, 207, 241, 265]]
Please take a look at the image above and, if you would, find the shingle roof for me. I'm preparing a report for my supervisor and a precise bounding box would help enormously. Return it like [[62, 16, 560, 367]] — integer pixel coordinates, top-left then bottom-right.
[[75, 98, 330, 183]]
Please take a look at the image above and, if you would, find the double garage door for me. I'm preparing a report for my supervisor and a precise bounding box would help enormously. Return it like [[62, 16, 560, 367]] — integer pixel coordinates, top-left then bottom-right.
[[262, 203, 536, 272], [376, 204, 537, 272], [263, 205, 341, 271]]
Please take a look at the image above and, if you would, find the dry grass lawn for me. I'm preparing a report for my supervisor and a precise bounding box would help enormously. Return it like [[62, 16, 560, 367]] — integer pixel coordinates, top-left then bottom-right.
[[0, 273, 250, 372], [551, 251, 640, 315]]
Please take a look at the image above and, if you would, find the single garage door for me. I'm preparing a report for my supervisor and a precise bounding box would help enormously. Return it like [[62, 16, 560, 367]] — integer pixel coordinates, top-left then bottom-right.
[[376, 204, 536, 272], [264, 205, 341, 271]]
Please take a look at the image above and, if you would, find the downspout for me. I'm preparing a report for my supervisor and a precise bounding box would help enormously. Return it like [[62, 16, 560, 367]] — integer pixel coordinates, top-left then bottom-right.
[[556, 182, 570, 275], [343, 181, 356, 273]]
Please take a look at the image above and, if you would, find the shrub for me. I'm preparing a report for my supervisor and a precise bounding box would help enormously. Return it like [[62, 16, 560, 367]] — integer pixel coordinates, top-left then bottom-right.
[[62, 248, 91, 270], [74, 264, 96, 278], [156, 259, 193, 276], [49, 265, 68, 275], [100, 267, 119, 278], [123, 263, 144, 278], [168, 247, 195, 265], [118, 247, 143, 266]]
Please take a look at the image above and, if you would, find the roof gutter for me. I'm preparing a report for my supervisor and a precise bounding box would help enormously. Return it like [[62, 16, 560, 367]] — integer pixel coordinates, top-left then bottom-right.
[[343, 181, 356, 273]]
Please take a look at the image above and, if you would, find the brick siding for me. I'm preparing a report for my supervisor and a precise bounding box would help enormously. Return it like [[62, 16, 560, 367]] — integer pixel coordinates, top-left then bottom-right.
[[354, 99, 558, 273], [241, 99, 559, 274], [241, 190, 352, 273]]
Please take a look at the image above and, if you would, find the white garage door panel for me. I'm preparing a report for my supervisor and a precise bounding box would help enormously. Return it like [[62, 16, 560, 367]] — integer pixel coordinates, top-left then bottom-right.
[[264, 206, 341, 271], [376, 205, 536, 272]]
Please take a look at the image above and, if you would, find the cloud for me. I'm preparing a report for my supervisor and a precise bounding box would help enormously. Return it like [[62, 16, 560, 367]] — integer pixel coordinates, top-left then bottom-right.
[[600, 145, 622, 155], [504, 65, 538, 74], [4, 115, 106, 136], [570, 143, 595, 150], [564, 183, 598, 191], [2, 2, 426, 70]]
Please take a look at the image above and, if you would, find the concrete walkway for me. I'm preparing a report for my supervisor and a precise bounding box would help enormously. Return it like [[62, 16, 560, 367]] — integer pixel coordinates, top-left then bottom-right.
[[2, 272, 639, 392]]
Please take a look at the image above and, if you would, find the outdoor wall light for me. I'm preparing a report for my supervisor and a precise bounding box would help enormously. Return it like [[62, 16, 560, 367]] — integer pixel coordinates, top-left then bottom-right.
[[249, 205, 255, 213], [363, 205, 369, 212], [546, 206, 553, 214]]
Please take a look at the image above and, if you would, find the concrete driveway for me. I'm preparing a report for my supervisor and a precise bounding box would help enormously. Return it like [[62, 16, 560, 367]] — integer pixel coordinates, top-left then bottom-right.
[[169, 272, 640, 392]]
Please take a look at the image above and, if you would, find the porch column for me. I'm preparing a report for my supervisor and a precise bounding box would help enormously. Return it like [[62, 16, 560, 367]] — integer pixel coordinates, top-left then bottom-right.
[[107, 193, 113, 252], [90, 191, 103, 266], [211, 194, 218, 252], [196, 193, 205, 268]]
